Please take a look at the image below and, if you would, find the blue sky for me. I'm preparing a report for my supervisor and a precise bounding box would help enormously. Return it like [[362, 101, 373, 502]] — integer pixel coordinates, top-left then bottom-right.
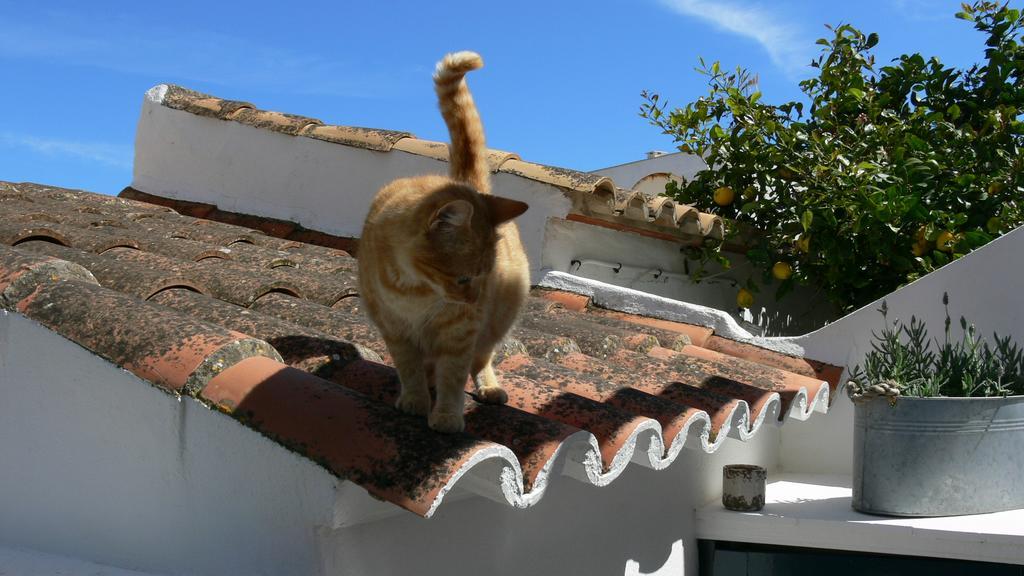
[[0, 0, 994, 195]]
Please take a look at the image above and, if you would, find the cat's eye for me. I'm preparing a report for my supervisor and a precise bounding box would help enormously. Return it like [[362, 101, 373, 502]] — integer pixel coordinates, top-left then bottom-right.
[[456, 276, 471, 286]]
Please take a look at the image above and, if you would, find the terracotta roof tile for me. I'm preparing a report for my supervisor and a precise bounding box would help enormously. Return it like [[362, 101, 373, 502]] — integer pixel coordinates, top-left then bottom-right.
[[0, 245, 98, 308], [304, 124, 413, 152], [15, 278, 280, 395], [19, 241, 207, 298], [120, 186, 359, 254], [149, 288, 381, 377], [703, 335, 843, 388], [148, 84, 722, 244], [390, 138, 521, 172], [1, 179, 841, 517], [228, 108, 323, 136], [161, 84, 255, 119], [201, 356, 500, 516]]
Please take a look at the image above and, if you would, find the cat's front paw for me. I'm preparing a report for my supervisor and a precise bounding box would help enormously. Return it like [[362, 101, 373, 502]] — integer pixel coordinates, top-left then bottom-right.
[[476, 385, 508, 405], [395, 392, 430, 417], [428, 411, 465, 434]]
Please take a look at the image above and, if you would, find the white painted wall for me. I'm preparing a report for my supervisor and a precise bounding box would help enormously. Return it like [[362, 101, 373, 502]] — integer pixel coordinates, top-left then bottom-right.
[[542, 218, 837, 336], [133, 88, 839, 336], [132, 87, 571, 283], [591, 152, 708, 190], [773, 224, 1024, 475], [0, 311, 340, 576], [1, 308, 783, 576]]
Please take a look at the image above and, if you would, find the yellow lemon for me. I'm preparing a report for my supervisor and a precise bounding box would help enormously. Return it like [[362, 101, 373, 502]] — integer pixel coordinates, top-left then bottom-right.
[[988, 182, 1006, 195], [736, 288, 754, 309], [795, 236, 811, 254], [772, 261, 793, 280], [911, 240, 929, 257], [936, 231, 956, 252], [986, 217, 1002, 233], [775, 167, 796, 180], [713, 186, 735, 206]]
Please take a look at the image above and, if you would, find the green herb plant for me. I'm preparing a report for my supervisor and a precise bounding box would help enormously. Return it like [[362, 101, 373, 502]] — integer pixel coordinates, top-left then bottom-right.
[[847, 293, 1024, 401]]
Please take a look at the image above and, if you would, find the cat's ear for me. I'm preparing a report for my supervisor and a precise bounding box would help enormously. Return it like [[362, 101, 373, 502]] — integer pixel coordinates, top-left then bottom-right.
[[430, 199, 474, 229], [485, 195, 528, 225]]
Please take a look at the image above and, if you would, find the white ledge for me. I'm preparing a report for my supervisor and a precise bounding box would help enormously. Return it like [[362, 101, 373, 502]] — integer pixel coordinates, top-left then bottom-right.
[[696, 473, 1024, 566], [0, 545, 162, 576]]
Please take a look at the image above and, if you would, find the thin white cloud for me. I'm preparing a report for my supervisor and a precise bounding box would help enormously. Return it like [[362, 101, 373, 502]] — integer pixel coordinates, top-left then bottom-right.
[[658, 0, 811, 77], [0, 132, 132, 169], [0, 10, 387, 97], [892, 0, 950, 21]]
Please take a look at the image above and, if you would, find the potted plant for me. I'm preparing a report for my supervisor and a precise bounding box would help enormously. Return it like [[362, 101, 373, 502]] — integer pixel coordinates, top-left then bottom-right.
[[846, 294, 1024, 517]]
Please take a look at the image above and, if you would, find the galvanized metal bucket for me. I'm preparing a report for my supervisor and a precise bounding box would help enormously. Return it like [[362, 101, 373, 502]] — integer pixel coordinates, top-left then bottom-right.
[[853, 395, 1024, 516]]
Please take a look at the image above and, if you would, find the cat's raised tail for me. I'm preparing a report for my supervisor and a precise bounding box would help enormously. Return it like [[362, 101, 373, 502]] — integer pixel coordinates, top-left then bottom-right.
[[434, 51, 490, 194]]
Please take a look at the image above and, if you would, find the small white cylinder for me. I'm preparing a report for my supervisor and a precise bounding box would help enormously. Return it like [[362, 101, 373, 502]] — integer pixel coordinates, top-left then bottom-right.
[[722, 464, 766, 511]]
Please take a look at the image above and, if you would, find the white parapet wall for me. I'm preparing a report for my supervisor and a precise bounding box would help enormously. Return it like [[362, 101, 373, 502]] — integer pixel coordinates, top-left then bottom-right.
[[542, 218, 838, 336], [774, 224, 1024, 475], [132, 86, 572, 283], [591, 151, 709, 190], [132, 86, 837, 335]]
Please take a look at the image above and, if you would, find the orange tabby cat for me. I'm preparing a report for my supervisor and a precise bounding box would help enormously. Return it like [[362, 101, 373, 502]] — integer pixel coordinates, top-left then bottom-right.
[[357, 51, 530, 433]]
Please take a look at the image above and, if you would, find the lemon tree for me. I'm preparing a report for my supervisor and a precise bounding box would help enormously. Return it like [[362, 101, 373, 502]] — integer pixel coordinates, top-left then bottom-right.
[[641, 2, 1023, 312]]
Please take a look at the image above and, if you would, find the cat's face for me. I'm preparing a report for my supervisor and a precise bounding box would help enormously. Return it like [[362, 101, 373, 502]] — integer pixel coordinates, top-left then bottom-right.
[[414, 187, 527, 305]]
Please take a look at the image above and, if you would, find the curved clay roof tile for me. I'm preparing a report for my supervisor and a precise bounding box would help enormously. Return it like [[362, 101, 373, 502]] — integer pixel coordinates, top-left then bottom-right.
[[227, 108, 323, 136], [499, 159, 615, 194], [16, 279, 281, 396], [161, 84, 255, 120], [0, 245, 98, 309], [17, 241, 208, 301], [305, 125, 414, 152]]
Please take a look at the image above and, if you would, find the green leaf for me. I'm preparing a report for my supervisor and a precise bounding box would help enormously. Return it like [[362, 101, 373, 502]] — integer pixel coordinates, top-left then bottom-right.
[[643, 10, 1023, 313], [739, 200, 761, 214], [906, 134, 928, 151], [801, 210, 814, 232]]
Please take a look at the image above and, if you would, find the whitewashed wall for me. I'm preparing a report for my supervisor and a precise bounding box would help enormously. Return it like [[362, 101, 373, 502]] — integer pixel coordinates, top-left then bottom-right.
[[0, 310, 781, 576], [773, 224, 1024, 475], [0, 312, 340, 576], [133, 89, 839, 335], [591, 152, 708, 189], [132, 88, 571, 283], [543, 218, 837, 336]]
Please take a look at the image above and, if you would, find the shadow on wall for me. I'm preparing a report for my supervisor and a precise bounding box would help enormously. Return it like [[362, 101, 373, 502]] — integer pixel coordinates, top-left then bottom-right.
[[322, 462, 699, 576], [751, 304, 837, 338], [568, 259, 838, 339]]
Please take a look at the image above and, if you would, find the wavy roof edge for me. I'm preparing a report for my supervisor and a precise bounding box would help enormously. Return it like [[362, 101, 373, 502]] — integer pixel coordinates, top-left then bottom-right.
[[1, 179, 842, 518], [149, 84, 722, 242]]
